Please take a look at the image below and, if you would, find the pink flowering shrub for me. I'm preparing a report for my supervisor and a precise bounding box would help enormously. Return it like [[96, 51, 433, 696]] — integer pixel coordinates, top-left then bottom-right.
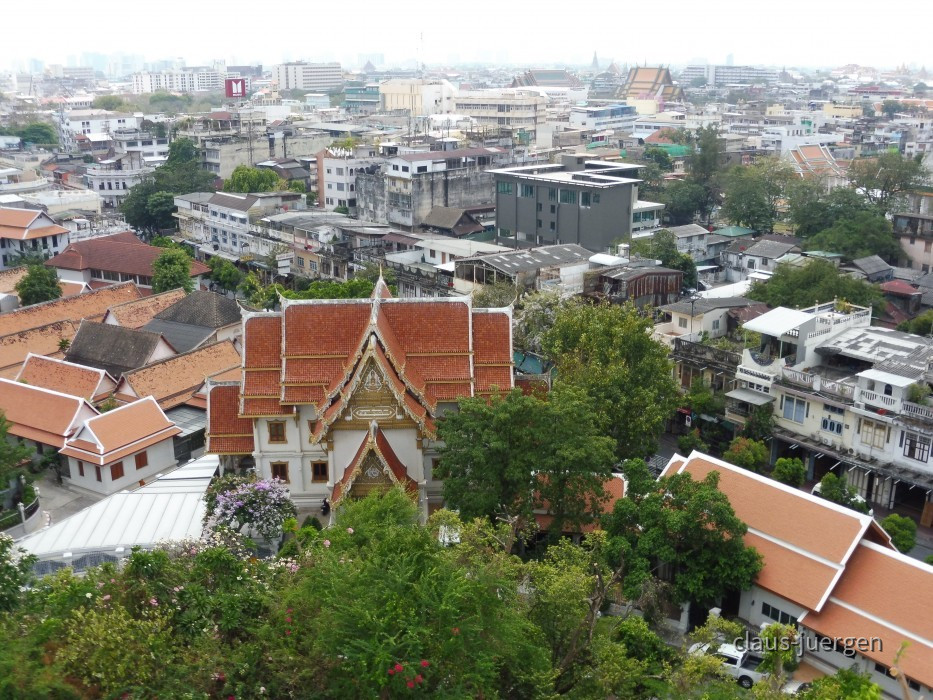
[[204, 477, 296, 541]]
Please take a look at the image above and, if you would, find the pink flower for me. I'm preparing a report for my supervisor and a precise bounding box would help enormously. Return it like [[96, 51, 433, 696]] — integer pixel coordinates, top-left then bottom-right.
[[285, 629, 292, 636], [407, 681, 415, 689], [451, 627, 460, 635], [285, 616, 292, 623], [287, 608, 293, 613], [420, 660, 429, 668], [415, 674, 423, 683], [394, 663, 404, 672], [323, 539, 331, 548], [388, 668, 395, 676], [149, 597, 159, 607], [102, 594, 111, 601], [346, 527, 354, 534]]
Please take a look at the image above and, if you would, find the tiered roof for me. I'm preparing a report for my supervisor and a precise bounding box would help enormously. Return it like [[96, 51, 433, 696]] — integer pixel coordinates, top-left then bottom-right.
[[16, 354, 116, 402], [332, 421, 420, 503]]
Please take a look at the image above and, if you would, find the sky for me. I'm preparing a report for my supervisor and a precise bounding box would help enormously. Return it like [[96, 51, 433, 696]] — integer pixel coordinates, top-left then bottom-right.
[[4, 0, 931, 72]]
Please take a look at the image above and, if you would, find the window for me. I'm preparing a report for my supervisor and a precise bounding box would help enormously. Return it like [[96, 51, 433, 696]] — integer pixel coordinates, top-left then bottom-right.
[[782, 396, 808, 423], [135, 452, 148, 470], [268, 421, 286, 443], [821, 417, 843, 435], [519, 184, 535, 197], [297, 256, 305, 267], [712, 319, 721, 331], [549, 221, 555, 231], [592, 193, 600, 204], [747, 259, 756, 269], [581, 192, 591, 206], [824, 403, 845, 415], [761, 601, 798, 627], [902, 431, 930, 462], [336, 167, 344, 175], [548, 188, 556, 202], [678, 317, 688, 329], [95, 465, 102, 482], [271, 462, 290, 482], [77, 461, 85, 477], [496, 181, 513, 195], [559, 189, 577, 204], [312, 461, 328, 482], [111, 462, 124, 480], [401, 166, 409, 172], [860, 419, 887, 449], [536, 219, 542, 228], [417, 165, 427, 173], [392, 164, 398, 171]]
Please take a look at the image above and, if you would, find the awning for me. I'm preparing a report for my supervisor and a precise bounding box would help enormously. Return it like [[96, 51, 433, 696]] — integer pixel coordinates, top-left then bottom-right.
[[726, 388, 775, 406], [742, 307, 812, 336]]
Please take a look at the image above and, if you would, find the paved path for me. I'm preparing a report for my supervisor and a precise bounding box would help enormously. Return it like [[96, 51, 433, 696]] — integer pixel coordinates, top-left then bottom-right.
[[32, 472, 98, 530]]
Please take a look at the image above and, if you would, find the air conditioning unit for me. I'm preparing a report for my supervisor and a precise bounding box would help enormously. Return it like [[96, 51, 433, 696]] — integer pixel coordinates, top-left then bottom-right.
[[854, 402, 865, 409], [821, 436, 832, 446]]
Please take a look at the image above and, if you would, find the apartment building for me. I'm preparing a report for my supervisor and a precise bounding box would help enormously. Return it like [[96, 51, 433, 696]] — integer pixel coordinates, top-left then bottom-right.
[[58, 110, 141, 151], [379, 78, 456, 116], [568, 103, 638, 132], [491, 154, 663, 252], [84, 152, 152, 208], [726, 302, 933, 524], [131, 67, 223, 94], [454, 90, 547, 144], [0, 207, 70, 270], [893, 211, 933, 271], [273, 62, 343, 92], [679, 65, 779, 86], [317, 145, 381, 212]]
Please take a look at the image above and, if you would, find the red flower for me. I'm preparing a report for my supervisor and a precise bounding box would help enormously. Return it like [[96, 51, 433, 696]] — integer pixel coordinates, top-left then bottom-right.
[[420, 660, 429, 668], [406, 681, 415, 689], [451, 627, 460, 635], [285, 616, 292, 623], [388, 669, 395, 676], [285, 629, 292, 636], [415, 674, 424, 683], [394, 663, 404, 672]]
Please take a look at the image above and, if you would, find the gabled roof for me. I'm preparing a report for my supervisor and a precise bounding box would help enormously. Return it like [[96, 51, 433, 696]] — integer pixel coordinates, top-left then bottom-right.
[[65, 320, 173, 379], [151, 290, 241, 328], [115, 339, 241, 410], [16, 354, 115, 402], [332, 421, 419, 503], [0, 377, 98, 447], [0, 266, 27, 294], [421, 206, 484, 235], [206, 383, 253, 454], [103, 288, 188, 329], [0, 282, 142, 337], [241, 313, 295, 417], [664, 452, 892, 612], [851, 254, 892, 277], [140, 319, 215, 353], [0, 207, 68, 240], [46, 234, 209, 278], [798, 540, 933, 689], [0, 319, 77, 378], [60, 397, 181, 466]]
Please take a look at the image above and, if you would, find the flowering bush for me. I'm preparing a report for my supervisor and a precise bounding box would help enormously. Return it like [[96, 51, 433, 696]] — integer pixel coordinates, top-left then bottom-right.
[[0, 533, 35, 612], [205, 477, 296, 541]]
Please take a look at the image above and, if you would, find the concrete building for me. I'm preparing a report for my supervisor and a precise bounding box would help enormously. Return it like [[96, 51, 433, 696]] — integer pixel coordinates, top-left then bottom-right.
[[0, 207, 70, 270], [454, 90, 547, 145], [568, 103, 638, 132], [317, 145, 381, 212], [58, 110, 141, 151], [273, 62, 343, 92], [84, 152, 152, 208], [679, 65, 779, 86], [131, 67, 224, 94], [491, 154, 661, 252], [379, 78, 456, 116]]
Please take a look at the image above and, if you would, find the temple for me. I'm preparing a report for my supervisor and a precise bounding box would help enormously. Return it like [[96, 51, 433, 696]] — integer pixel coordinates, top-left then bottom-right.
[[206, 278, 513, 519]]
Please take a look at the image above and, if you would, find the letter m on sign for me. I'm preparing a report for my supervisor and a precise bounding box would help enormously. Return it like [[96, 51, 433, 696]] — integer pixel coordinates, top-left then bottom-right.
[[226, 79, 245, 98]]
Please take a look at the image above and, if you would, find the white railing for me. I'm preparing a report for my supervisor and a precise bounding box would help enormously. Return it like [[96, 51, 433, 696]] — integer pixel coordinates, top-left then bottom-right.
[[782, 367, 814, 387], [859, 389, 899, 410], [822, 378, 855, 400], [0, 177, 50, 192], [902, 401, 933, 421], [737, 364, 775, 383]]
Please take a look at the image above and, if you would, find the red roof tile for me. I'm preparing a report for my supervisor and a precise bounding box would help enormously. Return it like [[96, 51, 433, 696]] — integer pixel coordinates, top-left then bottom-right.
[[206, 384, 254, 454], [46, 234, 209, 278]]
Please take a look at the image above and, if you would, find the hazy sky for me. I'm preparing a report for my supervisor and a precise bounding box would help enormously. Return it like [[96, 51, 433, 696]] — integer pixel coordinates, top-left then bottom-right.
[[5, 0, 931, 71]]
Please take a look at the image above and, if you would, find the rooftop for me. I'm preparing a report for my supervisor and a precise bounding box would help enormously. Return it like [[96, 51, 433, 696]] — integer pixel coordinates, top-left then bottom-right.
[[103, 288, 188, 329], [15, 354, 114, 401], [0, 282, 142, 338], [65, 320, 171, 379], [46, 234, 210, 278], [0, 377, 96, 447], [459, 244, 593, 274]]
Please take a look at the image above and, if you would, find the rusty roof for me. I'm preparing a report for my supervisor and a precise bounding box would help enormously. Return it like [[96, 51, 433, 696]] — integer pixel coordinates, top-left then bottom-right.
[[103, 288, 188, 329]]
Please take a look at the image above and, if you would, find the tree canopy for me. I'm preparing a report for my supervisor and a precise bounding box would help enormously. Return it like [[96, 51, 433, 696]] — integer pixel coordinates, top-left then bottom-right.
[[803, 211, 901, 261], [436, 387, 615, 538], [746, 259, 884, 315], [847, 150, 928, 213], [631, 228, 698, 288], [222, 165, 284, 193], [720, 157, 796, 233], [542, 300, 680, 460], [14, 264, 62, 306], [722, 437, 769, 472], [786, 181, 873, 237], [0, 121, 57, 146], [151, 248, 195, 294], [0, 411, 33, 485], [207, 257, 243, 293], [91, 95, 130, 111], [472, 280, 517, 308], [880, 513, 916, 553]]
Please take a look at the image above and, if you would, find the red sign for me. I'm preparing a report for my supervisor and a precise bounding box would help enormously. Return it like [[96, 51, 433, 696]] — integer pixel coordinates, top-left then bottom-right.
[[225, 78, 246, 99]]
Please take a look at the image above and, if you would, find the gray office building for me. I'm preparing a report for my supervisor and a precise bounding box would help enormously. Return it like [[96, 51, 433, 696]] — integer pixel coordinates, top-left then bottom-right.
[[491, 155, 661, 253]]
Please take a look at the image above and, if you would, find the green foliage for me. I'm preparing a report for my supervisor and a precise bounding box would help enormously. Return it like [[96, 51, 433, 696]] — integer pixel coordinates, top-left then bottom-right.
[[685, 378, 725, 417], [353, 261, 397, 288], [0, 412, 34, 484], [436, 387, 615, 536], [282, 278, 374, 300], [543, 301, 680, 460], [799, 667, 882, 699], [605, 458, 763, 606], [151, 247, 195, 293], [771, 457, 806, 487], [222, 165, 284, 193], [847, 150, 928, 213], [334, 205, 350, 215], [145, 190, 179, 230], [14, 263, 62, 306], [804, 211, 900, 261], [906, 381, 931, 404], [472, 279, 516, 307], [880, 513, 917, 553], [816, 473, 869, 513], [10, 121, 57, 146], [786, 181, 872, 236], [148, 91, 194, 113], [746, 259, 884, 316], [513, 290, 564, 355], [631, 229, 698, 288], [91, 95, 129, 111], [721, 158, 796, 232], [897, 309, 933, 336], [687, 125, 725, 222], [0, 533, 35, 612], [723, 437, 769, 472], [331, 136, 360, 151], [677, 429, 709, 455], [643, 146, 673, 170], [881, 100, 903, 119], [659, 179, 708, 225], [208, 257, 243, 293], [287, 179, 307, 193]]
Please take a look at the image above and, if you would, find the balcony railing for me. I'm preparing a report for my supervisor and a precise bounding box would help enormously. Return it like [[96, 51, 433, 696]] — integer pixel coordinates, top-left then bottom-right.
[[671, 338, 741, 369], [902, 400, 933, 422], [860, 389, 899, 410], [780, 367, 855, 400]]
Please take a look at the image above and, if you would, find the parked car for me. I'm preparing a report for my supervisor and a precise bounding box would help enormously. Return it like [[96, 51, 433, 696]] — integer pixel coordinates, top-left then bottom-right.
[[689, 641, 767, 688]]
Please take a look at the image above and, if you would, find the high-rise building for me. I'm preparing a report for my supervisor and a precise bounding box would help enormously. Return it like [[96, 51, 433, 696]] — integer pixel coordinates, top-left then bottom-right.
[[273, 62, 343, 92]]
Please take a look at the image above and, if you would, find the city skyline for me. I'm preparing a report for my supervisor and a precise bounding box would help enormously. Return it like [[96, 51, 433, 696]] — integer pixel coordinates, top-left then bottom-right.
[[3, 0, 931, 74]]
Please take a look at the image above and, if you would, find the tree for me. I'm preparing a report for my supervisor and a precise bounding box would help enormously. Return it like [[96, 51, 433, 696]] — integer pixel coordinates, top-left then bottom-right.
[[91, 95, 128, 111], [604, 458, 763, 606], [643, 147, 672, 170], [787, 182, 872, 237], [146, 190, 178, 231], [14, 264, 62, 306], [848, 150, 927, 213], [659, 179, 707, 225], [0, 412, 33, 486], [151, 248, 194, 293], [16, 122, 57, 146], [690, 76, 708, 88], [687, 125, 725, 223], [747, 259, 884, 315], [723, 437, 769, 472], [897, 309, 933, 336], [804, 211, 901, 261], [799, 667, 882, 699], [631, 229, 698, 288], [881, 100, 903, 119], [204, 476, 297, 541], [771, 457, 806, 487], [880, 513, 917, 553], [472, 280, 516, 307], [742, 402, 775, 442], [222, 165, 283, 193], [513, 290, 564, 355], [0, 534, 35, 613], [815, 473, 868, 514], [353, 261, 396, 288], [436, 387, 615, 538], [543, 301, 678, 460], [721, 158, 796, 232], [207, 257, 243, 293]]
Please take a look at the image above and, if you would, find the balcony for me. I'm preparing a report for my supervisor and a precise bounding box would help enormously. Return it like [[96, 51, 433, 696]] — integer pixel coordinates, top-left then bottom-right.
[[859, 389, 900, 413], [902, 400, 933, 423], [780, 367, 855, 401], [671, 338, 741, 373]]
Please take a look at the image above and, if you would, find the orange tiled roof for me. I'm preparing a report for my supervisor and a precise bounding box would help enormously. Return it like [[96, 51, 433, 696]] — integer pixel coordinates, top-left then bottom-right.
[[116, 339, 241, 410], [206, 383, 254, 454], [59, 281, 88, 297], [16, 354, 114, 401], [103, 288, 187, 329], [46, 234, 210, 277], [242, 314, 294, 417], [60, 396, 181, 465], [800, 541, 933, 688], [0, 320, 77, 378], [0, 377, 97, 447], [0, 282, 142, 337], [332, 423, 419, 502], [0, 267, 27, 294], [0, 208, 68, 241]]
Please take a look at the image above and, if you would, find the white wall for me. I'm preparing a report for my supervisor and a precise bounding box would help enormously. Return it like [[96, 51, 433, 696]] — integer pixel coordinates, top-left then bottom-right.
[[65, 438, 177, 497]]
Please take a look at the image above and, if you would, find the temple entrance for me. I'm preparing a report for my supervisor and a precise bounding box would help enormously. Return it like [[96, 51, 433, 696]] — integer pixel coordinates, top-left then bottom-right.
[[345, 452, 396, 499]]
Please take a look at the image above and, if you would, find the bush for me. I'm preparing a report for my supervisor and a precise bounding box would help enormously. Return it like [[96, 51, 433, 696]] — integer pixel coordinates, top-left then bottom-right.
[[722, 437, 769, 472], [880, 513, 917, 553], [771, 457, 806, 487]]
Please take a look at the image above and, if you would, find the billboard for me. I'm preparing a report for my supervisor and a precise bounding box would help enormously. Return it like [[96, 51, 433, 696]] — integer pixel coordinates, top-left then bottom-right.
[[225, 78, 246, 99]]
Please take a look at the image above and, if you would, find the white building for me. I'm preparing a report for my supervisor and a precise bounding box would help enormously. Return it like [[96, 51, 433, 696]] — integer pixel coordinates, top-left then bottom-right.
[[84, 152, 153, 208], [131, 67, 223, 94], [58, 109, 140, 150], [569, 103, 639, 132], [453, 89, 547, 144], [273, 62, 343, 92], [379, 78, 456, 116], [318, 145, 382, 212], [0, 207, 70, 270]]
